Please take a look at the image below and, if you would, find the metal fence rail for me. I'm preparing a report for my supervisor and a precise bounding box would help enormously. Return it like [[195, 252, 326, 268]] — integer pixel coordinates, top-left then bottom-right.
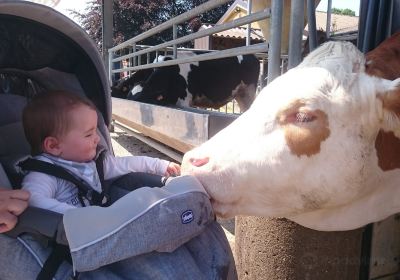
[[108, 0, 271, 83], [111, 43, 268, 74], [111, 9, 270, 65]]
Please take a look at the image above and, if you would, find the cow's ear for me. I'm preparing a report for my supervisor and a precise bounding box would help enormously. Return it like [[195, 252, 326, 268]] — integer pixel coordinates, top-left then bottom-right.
[[378, 78, 400, 132]]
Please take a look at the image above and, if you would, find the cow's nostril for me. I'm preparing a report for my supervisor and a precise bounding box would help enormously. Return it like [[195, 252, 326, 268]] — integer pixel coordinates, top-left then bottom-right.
[[190, 157, 209, 167]]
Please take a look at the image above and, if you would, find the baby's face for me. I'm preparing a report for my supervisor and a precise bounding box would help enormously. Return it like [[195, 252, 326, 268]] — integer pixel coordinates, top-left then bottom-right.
[[58, 105, 100, 162]]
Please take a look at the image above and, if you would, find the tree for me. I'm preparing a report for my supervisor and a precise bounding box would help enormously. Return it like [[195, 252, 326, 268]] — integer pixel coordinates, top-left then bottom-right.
[[331, 7, 356, 16], [71, 0, 233, 51]]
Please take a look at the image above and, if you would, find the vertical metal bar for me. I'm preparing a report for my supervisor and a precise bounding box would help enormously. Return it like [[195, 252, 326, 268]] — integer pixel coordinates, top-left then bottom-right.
[[387, 0, 394, 37], [147, 52, 150, 64], [246, 0, 253, 46], [357, 0, 369, 51], [173, 24, 178, 59], [132, 43, 137, 66], [362, 0, 377, 53], [288, 0, 305, 69], [102, 0, 113, 82], [108, 50, 113, 85], [375, 0, 388, 46], [267, 0, 283, 83], [326, 0, 332, 38], [307, 0, 318, 51]]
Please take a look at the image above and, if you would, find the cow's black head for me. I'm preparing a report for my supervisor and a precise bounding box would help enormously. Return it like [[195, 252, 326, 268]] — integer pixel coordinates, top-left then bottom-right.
[[128, 62, 187, 106]]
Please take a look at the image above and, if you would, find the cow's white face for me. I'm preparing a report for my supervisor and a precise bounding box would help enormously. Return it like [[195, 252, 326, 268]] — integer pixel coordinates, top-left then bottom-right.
[[181, 42, 400, 231]]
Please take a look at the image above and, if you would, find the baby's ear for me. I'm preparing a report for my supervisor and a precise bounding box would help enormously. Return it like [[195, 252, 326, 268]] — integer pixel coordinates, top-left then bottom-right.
[[43, 136, 62, 155]]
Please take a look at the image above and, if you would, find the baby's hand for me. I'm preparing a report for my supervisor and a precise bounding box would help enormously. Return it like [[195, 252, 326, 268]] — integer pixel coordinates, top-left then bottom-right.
[[165, 162, 181, 177]]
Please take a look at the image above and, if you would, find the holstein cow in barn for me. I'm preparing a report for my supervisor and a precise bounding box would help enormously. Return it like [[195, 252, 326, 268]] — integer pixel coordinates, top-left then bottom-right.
[[111, 52, 260, 112], [181, 36, 400, 231]]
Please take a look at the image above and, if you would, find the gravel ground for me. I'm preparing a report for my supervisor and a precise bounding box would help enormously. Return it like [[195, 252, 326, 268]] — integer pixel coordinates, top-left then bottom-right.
[[110, 127, 235, 238]]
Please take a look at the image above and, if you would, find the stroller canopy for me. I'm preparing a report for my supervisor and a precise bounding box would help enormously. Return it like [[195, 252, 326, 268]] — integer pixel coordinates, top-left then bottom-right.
[[0, 0, 111, 125]]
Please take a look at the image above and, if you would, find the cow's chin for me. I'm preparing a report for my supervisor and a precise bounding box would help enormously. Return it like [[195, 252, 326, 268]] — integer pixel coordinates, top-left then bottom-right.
[[181, 166, 241, 218]]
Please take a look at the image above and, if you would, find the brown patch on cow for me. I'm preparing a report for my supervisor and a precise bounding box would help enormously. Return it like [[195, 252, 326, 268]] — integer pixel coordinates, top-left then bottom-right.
[[277, 100, 330, 157], [191, 95, 234, 109], [375, 130, 400, 171], [366, 31, 400, 80], [377, 87, 400, 118]]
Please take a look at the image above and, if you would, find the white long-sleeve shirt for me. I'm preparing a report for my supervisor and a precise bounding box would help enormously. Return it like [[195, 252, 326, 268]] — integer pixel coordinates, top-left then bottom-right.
[[22, 153, 170, 214]]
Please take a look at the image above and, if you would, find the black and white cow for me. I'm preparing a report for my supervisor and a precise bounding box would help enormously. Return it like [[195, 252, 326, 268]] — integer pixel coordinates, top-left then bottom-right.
[[111, 52, 260, 112]]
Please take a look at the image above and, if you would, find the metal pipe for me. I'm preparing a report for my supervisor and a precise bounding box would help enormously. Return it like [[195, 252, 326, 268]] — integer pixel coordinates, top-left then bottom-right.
[[109, 0, 232, 52], [112, 43, 268, 73], [307, 0, 318, 51], [102, 0, 113, 81], [357, 0, 368, 51], [173, 24, 178, 59], [112, 10, 270, 63], [132, 43, 136, 66], [288, 0, 304, 69], [362, 0, 377, 53], [387, 0, 394, 37], [108, 50, 113, 85], [246, 0, 253, 46], [326, 0, 332, 38], [267, 0, 283, 83]]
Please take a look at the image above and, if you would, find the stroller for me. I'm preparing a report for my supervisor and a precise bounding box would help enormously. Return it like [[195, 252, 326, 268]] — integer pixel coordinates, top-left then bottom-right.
[[0, 1, 236, 279]]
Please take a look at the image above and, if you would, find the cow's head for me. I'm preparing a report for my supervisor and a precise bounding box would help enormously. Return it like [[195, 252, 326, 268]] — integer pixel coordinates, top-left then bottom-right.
[[182, 41, 400, 231]]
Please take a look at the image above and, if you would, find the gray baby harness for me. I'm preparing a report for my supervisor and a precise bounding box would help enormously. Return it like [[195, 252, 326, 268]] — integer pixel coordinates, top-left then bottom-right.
[[16, 150, 167, 279]]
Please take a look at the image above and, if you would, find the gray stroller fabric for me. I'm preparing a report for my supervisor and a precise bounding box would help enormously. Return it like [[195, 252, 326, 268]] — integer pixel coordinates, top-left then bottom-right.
[[64, 176, 217, 272], [0, 176, 237, 279], [0, 221, 236, 280]]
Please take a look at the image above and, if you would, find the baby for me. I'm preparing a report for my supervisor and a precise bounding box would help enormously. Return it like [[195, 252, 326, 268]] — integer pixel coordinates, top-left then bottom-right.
[[21, 91, 180, 213]]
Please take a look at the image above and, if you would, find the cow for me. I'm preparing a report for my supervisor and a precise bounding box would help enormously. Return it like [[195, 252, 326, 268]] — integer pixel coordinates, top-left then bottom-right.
[[181, 37, 400, 232], [111, 52, 260, 112]]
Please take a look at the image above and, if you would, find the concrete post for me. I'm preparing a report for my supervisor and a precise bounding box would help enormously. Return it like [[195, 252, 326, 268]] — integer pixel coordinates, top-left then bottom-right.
[[235, 216, 364, 279]]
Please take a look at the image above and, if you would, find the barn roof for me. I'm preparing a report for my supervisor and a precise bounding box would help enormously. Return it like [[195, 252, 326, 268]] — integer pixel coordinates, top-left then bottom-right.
[[200, 24, 264, 41], [307, 11, 359, 34], [217, 0, 359, 37]]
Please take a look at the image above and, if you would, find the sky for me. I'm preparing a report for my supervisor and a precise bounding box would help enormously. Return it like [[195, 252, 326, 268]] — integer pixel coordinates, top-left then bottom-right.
[[26, 0, 361, 25], [23, 0, 88, 23], [316, 0, 360, 16], [52, 0, 88, 22]]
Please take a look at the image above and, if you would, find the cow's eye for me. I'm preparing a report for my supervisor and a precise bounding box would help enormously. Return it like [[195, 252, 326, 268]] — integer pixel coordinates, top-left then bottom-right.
[[295, 112, 316, 123], [285, 111, 317, 123]]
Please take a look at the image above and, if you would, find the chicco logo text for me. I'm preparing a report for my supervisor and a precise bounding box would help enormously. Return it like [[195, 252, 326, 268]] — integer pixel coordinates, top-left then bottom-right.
[[181, 210, 194, 224]]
